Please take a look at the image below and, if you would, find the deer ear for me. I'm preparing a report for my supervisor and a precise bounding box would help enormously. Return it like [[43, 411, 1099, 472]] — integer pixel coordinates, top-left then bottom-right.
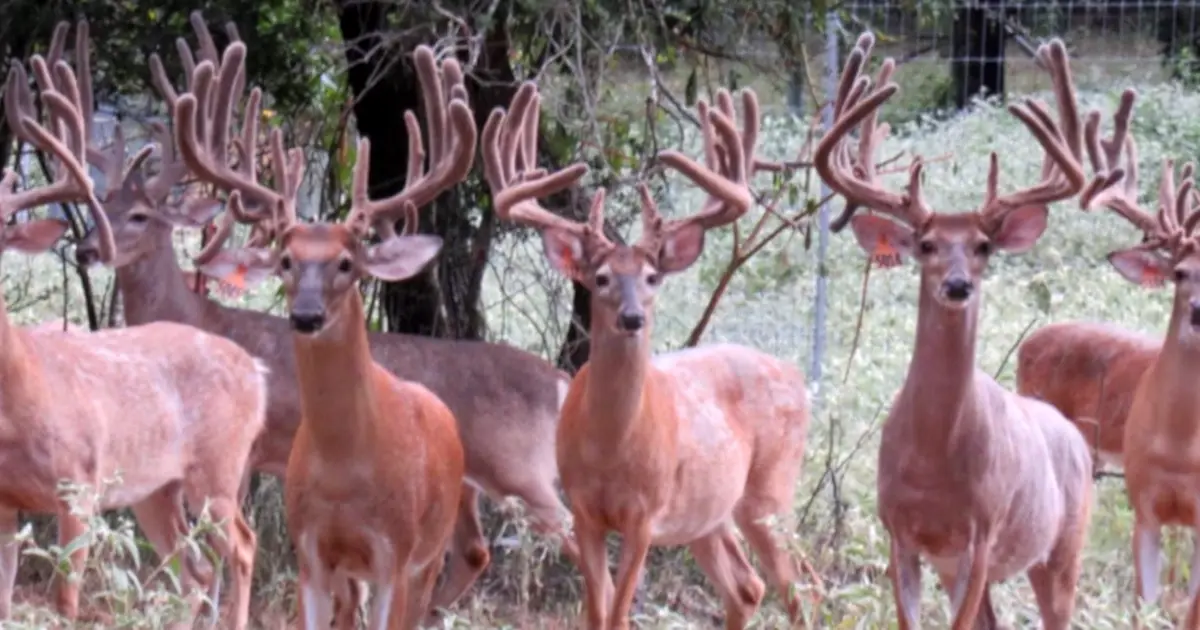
[[7, 219, 69, 254], [658, 223, 706, 274], [196, 248, 277, 290], [363, 235, 443, 282], [164, 197, 224, 228], [992, 204, 1049, 253], [541, 228, 587, 281], [849, 214, 912, 268], [1108, 247, 1172, 288]]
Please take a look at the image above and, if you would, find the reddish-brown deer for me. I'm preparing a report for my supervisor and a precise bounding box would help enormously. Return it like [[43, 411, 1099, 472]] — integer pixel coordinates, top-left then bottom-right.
[[814, 33, 1095, 629], [1017, 320, 1159, 470], [178, 40, 475, 629], [1075, 85, 1200, 625], [0, 21, 265, 629], [71, 13, 578, 620], [479, 81, 813, 629], [1014, 90, 1159, 472]]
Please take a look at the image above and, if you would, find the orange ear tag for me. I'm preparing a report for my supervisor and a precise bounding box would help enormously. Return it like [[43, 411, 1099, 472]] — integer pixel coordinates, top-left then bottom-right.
[[1139, 266, 1166, 288], [223, 263, 250, 291], [559, 244, 583, 280], [871, 235, 903, 268]]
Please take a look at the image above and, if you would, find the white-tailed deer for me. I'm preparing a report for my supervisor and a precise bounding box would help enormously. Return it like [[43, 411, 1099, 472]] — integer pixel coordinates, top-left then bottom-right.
[[72, 12, 577, 618], [0, 21, 265, 629], [479, 81, 813, 629], [1076, 84, 1200, 625], [180, 41, 471, 630], [1017, 320, 1159, 470], [815, 33, 1095, 629]]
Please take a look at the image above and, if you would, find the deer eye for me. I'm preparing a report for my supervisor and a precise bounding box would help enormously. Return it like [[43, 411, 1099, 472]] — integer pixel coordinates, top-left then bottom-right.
[[594, 273, 611, 288], [337, 258, 353, 273], [975, 241, 991, 256], [1175, 268, 1188, 283], [918, 240, 936, 255], [129, 212, 149, 224], [279, 256, 292, 271], [646, 273, 661, 286]]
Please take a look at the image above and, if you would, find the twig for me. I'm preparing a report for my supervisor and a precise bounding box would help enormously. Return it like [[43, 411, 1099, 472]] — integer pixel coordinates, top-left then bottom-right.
[[993, 315, 1039, 380], [841, 256, 873, 384]]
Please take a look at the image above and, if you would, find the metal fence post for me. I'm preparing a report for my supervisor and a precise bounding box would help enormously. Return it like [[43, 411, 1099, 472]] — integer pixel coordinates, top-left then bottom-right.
[[810, 12, 840, 390]]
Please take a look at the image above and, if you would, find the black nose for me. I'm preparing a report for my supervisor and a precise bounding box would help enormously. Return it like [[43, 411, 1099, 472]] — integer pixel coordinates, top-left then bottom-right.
[[1191, 304, 1200, 327], [617, 311, 644, 332], [290, 311, 326, 334], [942, 278, 973, 301], [75, 246, 97, 267]]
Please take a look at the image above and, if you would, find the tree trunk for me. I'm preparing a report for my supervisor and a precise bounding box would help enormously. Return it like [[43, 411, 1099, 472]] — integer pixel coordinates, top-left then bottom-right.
[[335, 0, 527, 340], [951, 5, 1005, 109]]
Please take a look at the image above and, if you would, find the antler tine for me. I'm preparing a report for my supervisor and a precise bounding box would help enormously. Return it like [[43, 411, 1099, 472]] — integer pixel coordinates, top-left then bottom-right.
[[343, 45, 477, 238], [1080, 89, 1162, 238], [981, 39, 1087, 225], [175, 44, 286, 218], [480, 81, 591, 237], [813, 31, 921, 232], [642, 88, 762, 252], [3, 47, 114, 261]]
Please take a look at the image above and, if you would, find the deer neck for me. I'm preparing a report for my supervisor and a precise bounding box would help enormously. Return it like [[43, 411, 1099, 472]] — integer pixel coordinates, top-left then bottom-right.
[[116, 230, 208, 326], [582, 321, 656, 452], [1147, 300, 1200, 427], [897, 276, 982, 445], [291, 292, 377, 456]]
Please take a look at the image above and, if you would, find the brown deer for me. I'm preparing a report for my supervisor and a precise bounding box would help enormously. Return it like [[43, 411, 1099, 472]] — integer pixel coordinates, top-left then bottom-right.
[[814, 33, 1096, 629], [1013, 89, 1158, 472], [1075, 85, 1200, 625], [71, 12, 577, 618], [0, 22, 264, 629], [479, 81, 813, 629], [1017, 320, 1159, 470], [177, 42, 470, 630]]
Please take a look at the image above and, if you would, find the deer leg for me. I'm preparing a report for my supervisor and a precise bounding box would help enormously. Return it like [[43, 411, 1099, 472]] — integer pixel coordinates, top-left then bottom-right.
[[947, 536, 992, 630], [131, 484, 207, 627], [296, 532, 334, 630], [0, 507, 19, 619], [610, 522, 652, 630], [405, 555, 445, 630], [201, 496, 257, 630], [53, 503, 93, 620], [734, 503, 806, 624], [574, 514, 612, 630], [889, 540, 923, 630], [427, 483, 489, 619], [688, 524, 765, 630], [331, 578, 362, 630], [935, 570, 1000, 630], [1027, 496, 1090, 630], [1132, 517, 1164, 623]]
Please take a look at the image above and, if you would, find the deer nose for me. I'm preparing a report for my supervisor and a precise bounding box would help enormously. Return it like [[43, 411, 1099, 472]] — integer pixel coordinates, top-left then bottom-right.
[[289, 310, 326, 334], [617, 311, 644, 332], [1190, 300, 1200, 326], [942, 277, 974, 301]]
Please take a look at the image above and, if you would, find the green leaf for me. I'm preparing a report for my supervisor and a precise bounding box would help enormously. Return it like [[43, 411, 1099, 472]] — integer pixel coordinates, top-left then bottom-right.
[[1027, 276, 1052, 315]]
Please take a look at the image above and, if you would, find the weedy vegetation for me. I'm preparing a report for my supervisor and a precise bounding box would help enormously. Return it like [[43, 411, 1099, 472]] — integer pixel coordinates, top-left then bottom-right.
[[3, 53, 1199, 630]]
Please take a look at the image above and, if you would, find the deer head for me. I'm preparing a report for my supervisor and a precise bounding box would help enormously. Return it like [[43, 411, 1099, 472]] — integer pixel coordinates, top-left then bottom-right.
[[52, 14, 227, 268], [480, 82, 760, 336], [1076, 86, 1200, 342], [2, 20, 114, 262], [187, 43, 475, 335], [815, 33, 1090, 310]]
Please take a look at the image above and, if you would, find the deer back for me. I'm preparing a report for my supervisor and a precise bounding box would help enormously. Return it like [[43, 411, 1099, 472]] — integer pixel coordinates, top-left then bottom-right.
[[1017, 320, 1159, 462]]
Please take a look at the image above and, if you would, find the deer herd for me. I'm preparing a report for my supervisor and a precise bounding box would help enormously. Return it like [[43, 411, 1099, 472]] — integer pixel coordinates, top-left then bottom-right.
[[0, 10, 1193, 630]]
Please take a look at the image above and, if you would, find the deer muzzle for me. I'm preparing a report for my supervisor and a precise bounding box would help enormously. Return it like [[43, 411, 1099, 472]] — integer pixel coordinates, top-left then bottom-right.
[[75, 231, 101, 267], [615, 275, 645, 333]]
